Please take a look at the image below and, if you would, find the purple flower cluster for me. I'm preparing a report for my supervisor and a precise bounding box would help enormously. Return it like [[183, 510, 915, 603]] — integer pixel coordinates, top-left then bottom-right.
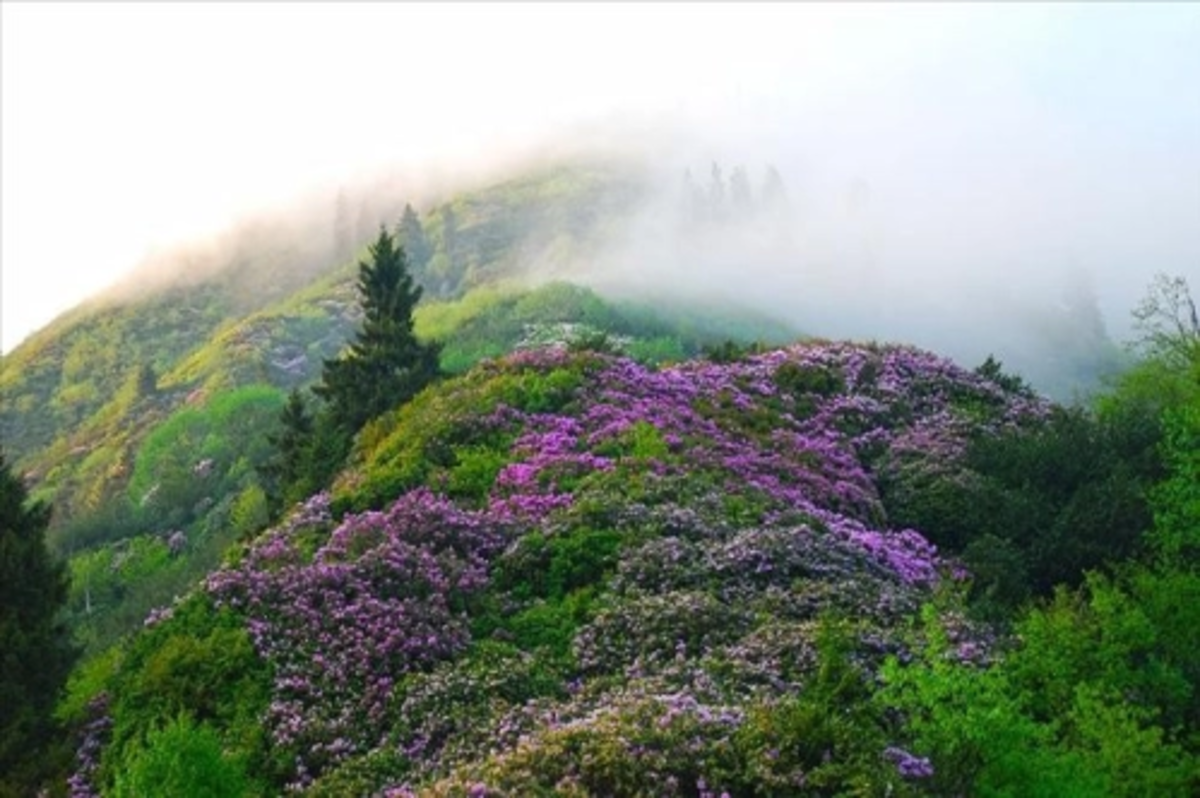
[[350, 342, 1042, 791], [884, 745, 935, 779], [167, 340, 1042, 792], [66, 694, 111, 798], [502, 344, 1043, 586], [489, 413, 613, 520], [206, 489, 512, 787], [354, 342, 1046, 593]]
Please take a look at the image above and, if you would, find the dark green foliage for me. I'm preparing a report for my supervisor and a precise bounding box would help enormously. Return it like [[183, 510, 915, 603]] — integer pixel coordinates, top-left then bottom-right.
[[275, 228, 444, 508], [494, 527, 623, 605], [444, 446, 510, 503], [773, 360, 846, 398], [975, 354, 1032, 396], [960, 533, 1033, 613], [261, 388, 316, 512], [135, 362, 158, 398], [475, 525, 620, 659], [727, 619, 898, 795], [1149, 404, 1200, 561], [969, 405, 1159, 596], [0, 451, 76, 794], [702, 338, 770, 364], [315, 228, 441, 435], [500, 593, 594, 658], [52, 496, 141, 555], [882, 403, 1161, 612]]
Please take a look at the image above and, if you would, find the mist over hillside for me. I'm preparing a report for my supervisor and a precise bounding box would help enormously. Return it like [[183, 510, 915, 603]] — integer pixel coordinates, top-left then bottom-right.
[[6, 4, 1197, 365], [7, 133, 1148, 402], [6, 7, 1200, 796]]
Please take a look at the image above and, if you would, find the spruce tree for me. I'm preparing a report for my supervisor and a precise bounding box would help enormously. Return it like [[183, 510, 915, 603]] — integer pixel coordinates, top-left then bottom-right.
[[0, 450, 75, 791], [315, 228, 441, 435], [262, 389, 315, 512], [397, 203, 432, 277]]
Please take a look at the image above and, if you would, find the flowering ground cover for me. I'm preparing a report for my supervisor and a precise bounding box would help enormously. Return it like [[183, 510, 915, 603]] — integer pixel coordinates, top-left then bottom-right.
[[69, 341, 1053, 795]]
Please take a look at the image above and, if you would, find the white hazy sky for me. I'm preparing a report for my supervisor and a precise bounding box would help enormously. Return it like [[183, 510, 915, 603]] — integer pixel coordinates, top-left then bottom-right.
[[3, 2, 1199, 352]]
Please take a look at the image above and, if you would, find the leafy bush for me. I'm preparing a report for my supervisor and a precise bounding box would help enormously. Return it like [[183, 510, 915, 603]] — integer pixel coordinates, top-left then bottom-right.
[[128, 385, 284, 528], [882, 599, 1198, 797], [881, 403, 1160, 611], [111, 713, 253, 798], [101, 595, 274, 791]]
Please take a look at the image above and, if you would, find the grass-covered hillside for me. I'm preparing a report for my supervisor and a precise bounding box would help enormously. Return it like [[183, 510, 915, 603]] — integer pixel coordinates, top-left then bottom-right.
[[0, 161, 646, 525]]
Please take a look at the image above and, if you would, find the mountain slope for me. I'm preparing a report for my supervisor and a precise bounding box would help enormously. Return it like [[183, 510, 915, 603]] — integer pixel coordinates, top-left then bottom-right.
[[5, 156, 1191, 794], [0, 161, 657, 534], [62, 340, 1048, 795], [1, 160, 798, 659]]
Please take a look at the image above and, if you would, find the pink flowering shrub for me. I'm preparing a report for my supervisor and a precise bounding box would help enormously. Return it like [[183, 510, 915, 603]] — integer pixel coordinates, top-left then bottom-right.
[[79, 340, 1046, 795], [207, 490, 512, 788]]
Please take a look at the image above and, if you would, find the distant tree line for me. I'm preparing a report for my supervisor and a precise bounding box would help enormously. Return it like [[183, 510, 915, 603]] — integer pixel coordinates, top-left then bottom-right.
[[331, 190, 461, 300], [680, 162, 789, 226]]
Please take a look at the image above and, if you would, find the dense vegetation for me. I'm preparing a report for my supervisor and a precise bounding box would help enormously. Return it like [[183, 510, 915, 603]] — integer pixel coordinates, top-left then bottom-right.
[[0, 164, 795, 663], [52, 314, 1200, 795], [0, 159, 1194, 795], [0, 452, 76, 796]]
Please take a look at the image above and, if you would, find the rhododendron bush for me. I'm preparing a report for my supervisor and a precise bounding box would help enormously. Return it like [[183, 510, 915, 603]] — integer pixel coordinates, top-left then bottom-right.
[[71, 342, 1058, 795]]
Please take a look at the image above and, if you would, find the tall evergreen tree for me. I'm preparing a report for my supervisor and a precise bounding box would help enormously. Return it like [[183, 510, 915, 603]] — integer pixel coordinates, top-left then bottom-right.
[[0, 450, 75, 792], [315, 228, 441, 435], [262, 389, 315, 512], [397, 203, 432, 277]]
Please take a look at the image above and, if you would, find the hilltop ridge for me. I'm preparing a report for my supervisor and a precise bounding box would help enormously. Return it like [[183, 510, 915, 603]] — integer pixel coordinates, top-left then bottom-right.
[[66, 339, 1047, 794]]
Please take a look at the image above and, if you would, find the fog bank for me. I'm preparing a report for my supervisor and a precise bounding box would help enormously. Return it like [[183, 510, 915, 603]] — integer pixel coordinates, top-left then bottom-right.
[[4, 3, 1197, 379]]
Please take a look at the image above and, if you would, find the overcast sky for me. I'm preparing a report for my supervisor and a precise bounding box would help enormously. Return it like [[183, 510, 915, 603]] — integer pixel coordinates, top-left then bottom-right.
[[3, 2, 1198, 353]]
